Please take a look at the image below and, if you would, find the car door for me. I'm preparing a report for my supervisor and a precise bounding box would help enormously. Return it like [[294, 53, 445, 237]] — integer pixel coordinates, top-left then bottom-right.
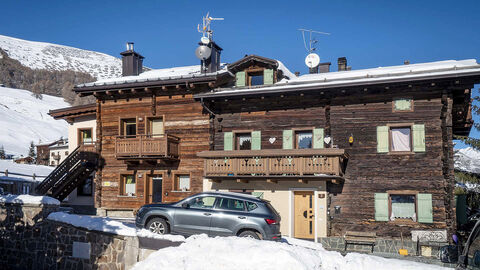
[[210, 197, 248, 237], [172, 195, 217, 236]]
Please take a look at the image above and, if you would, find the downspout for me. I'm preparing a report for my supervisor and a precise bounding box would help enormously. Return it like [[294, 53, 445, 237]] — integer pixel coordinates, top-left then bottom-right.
[[200, 97, 216, 117]]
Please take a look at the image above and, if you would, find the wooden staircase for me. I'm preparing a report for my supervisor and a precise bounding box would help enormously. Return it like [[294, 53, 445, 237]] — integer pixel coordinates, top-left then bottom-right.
[[35, 145, 99, 201]]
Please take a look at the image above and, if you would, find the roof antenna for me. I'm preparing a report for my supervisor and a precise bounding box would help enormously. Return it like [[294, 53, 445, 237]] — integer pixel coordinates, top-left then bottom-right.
[[298, 28, 330, 72], [197, 12, 224, 44]]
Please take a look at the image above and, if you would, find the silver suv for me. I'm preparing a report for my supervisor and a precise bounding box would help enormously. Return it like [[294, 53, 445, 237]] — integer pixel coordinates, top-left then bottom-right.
[[135, 191, 281, 240]]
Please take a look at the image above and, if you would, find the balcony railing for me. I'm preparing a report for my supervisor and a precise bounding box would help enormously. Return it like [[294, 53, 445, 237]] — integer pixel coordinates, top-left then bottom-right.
[[115, 134, 180, 159], [197, 148, 347, 179], [79, 142, 96, 153]]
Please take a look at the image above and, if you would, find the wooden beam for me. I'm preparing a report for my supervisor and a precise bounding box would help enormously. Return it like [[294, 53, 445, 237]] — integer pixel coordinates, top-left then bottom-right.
[[145, 87, 151, 93], [298, 179, 308, 184], [209, 179, 221, 183], [266, 179, 277, 184], [237, 179, 249, 183], [208, 82, 215, 88]]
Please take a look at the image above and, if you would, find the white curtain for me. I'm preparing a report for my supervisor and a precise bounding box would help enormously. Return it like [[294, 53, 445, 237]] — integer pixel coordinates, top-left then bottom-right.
[[391, 128, 411, 151], [179, 176, 190, 191]]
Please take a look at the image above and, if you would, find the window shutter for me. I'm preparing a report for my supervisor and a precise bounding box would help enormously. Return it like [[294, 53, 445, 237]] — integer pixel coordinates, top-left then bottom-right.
[[251, 131, 261, 150], [417, 193, 433, 223], [283, 130, 293, 149], [394, 99, 412, 111], [224, 132, 233, 151], [313, 128, 324, 149], [413, 124, 426, 152], [236, 72, 246, 87], [377, 126, 389, 153], [264, 69, 274, 85], [374, 193, 389, 221]]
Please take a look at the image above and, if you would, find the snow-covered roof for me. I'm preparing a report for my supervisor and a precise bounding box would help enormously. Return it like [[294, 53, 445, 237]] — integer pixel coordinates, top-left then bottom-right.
[[76, 64, 230, 88], [0, 194, 59, 205], [198, 59, 480, 98]]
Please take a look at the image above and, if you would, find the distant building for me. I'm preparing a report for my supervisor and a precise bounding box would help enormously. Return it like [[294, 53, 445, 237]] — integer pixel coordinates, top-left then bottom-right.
[[48, 139, 68, 166], [36, 141, 57, 166], [14, 156, 34, 164]]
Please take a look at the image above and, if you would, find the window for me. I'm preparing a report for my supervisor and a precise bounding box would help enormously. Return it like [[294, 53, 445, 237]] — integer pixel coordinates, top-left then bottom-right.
[[248, 71, 264, 86], [78, 129, 93, 144], [236, 133, 251, 150], [121, 119, 136, 137], [148, 117, 164, 138], [78, 176, 93, 196], [216, 198, 246, 211], [65, 151, 69, 155], [174, 175, 190, 191], [121, 175, 136, 196], [390, 127, 411, 152], [189, 196, 216, 209], [296, 131, 313, 149], [390, 195, 416, 221], [245, 201, 258, 211]]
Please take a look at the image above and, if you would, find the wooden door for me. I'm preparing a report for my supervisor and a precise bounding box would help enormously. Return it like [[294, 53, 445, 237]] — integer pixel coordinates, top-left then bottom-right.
[[146, 175, 163, 204], [294, 191, 315, 239]]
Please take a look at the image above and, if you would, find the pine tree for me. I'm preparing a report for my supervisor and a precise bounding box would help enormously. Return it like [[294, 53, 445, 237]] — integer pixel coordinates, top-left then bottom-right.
[[28, 141, 36, 162], [0, 145, 5, 159]]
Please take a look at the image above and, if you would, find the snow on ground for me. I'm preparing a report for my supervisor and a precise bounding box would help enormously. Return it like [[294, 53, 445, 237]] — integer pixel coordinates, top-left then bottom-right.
[[0, 194, 59, 205], [133, 234, 449, 270], [0, 34, 122, 79], [0, 86, 68, 156], [0, 160, 54, 180]]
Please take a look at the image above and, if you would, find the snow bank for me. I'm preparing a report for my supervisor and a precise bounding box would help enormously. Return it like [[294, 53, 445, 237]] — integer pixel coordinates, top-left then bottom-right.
[[132, 235, 448, 270], [0, 160, 54, 181], [0, 86, 68, 156], [137, 229, 185, 242], [0, 194, 59, 205]]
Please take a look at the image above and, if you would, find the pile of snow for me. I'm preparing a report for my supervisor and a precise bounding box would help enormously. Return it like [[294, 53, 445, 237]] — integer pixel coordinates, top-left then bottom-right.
[[133, 234, 448, 270], [0, 194, 59, 205], [0, 34, 122, 79], [454, 147, 480, 174], [0, 86, 68, 156], [0, 160, 54, 180], [137, 229, 185, 242]]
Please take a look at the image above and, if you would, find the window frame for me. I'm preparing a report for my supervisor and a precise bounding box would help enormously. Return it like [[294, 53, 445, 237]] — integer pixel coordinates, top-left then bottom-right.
[[214, 197, 247, 212], [392, 98, 414, 112], [119, 118, 138, 137], [78, 128, 93, 145], [120, 174, 136, 197], [172, 172, 192, 192], [387, 190, 419, 224], [232, 130, 253, 150], [292, 127, 315, 149], [387, 123, 414, 154]]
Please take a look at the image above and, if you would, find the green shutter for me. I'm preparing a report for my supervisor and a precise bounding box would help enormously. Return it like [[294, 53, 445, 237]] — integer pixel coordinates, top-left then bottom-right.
[[252, 192, 264, 199], [264, 69, 274, 85], [417, 193, 433, 223], [374, 193, 389, 221], [394, 99, 412, 111], [224, 132, 233, 151], [377, 126, 389, 153], [251, 131, 261, 150], [236, 71, 246, 87], [413, 124, 426, 152], [313, 128, 324, 149], [283, 130, 293, 149]]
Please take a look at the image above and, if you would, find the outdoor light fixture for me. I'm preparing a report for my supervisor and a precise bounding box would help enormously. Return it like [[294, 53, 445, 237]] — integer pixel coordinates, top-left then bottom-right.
[[348, 134, 354, 145]]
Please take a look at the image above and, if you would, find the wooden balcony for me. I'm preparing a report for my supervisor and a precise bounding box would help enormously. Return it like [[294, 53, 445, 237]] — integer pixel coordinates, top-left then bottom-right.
[[197, 148, 348, 182], [115, 134, 180, 160], [79, 142, 96, 153]]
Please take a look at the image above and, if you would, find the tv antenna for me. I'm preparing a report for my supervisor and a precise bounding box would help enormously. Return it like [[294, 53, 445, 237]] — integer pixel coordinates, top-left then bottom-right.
[[298, 28, 330, 53], [197, 12, 224, 44]]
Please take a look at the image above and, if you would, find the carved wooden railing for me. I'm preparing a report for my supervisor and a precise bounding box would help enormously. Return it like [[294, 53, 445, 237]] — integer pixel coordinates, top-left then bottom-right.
[[115, 134, 180, 159], [198, 148, 347, 177]]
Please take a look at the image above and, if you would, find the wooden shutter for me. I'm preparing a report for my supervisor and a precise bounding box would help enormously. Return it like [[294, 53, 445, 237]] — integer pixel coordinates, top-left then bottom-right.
[[413, 124, 426, 152], [417, 193, 433, 223], [313, 128, 324, 149], [374, 193, 389, 221], [377, 126, 389, 153], [264, 69, 274, 85], [236, 72, 246, 87], [224, 132, 233, 151], [251, 131, 261, 150], [283, 130, 293, 149]]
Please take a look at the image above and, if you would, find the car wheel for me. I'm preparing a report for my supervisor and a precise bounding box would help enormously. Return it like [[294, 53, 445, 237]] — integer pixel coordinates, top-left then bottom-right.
[[146, 218, 169, 235], [238, 230, 261, 240]]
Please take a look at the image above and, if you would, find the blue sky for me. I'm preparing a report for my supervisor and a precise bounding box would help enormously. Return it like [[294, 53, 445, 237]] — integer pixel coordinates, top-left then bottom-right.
[[1, 0, 480, 147]]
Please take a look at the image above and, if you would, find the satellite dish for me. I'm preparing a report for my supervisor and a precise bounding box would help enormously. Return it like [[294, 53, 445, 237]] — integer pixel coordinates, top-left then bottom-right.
[[195, 45, 212, 60], [200, 37, 210, 45], [305, 53, 320, 68]]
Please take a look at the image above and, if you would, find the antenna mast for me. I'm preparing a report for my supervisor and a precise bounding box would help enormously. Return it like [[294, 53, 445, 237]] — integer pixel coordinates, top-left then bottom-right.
[[197, 12, 224, 41], [298, 28, 330, 53]]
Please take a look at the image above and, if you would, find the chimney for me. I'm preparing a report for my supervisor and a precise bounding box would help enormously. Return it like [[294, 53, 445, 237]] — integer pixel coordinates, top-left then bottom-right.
[[294, 71, 300, 77], [337, 57, 347, 71], [203, 41, 223, 73], [309, 66, 319, 74], [404, 60, 410, 65], [120, 42, 144, 76], [319, 62, 331, 73]]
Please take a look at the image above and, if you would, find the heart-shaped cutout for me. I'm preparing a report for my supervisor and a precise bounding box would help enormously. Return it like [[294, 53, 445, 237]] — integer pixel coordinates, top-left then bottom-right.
[[269, 137, 276, 144], [324, 136, 331, 144]]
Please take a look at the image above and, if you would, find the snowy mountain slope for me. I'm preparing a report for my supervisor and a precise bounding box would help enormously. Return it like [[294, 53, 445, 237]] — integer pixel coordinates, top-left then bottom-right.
[[454, 147, 480, 174], [0, 34, 122, 79], [0, 86, 68, 156]]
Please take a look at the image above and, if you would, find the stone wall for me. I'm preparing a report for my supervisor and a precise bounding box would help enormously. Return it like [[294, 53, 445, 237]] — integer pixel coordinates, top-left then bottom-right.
[[0, 202, 179, 269]]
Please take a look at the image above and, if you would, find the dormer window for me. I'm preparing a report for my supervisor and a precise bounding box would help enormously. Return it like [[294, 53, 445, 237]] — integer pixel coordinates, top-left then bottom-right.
[[235, 69, 274, 87], [249, 71, 264, 86]]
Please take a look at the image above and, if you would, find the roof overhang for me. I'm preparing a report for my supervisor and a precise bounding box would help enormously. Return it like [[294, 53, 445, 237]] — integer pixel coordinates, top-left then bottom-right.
[[49, 103, 96, 123]]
